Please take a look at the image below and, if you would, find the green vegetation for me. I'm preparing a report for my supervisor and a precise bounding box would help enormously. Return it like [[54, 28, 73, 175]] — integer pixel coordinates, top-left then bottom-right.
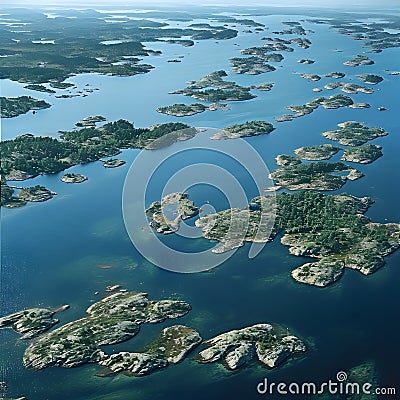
[[18, 185, 54, 202], [240, 48, 284, 61], [325, 71, 345, 78], [196, 191, 400, 285], [324, 82, 374, 94], [341, 144, 383, 164], [211, 120, 274, 140], [230, 56, 277, 75], [300, 73, 321, 81], [270, 160, 362, 190], [0, 96, 51, 118], [343, 55, 374, 66], [322, 121, 388, 146], [250, 82, 274, 91], [0, 8, 238, 85], [294, 144, 341, 160], [277, 94, 354, 122], [156, 103, 206, 117], [172, 70, 255, 101], [358, 74, 384, 84], [0, 120, 192, 207], [24, 84, 56, 94]]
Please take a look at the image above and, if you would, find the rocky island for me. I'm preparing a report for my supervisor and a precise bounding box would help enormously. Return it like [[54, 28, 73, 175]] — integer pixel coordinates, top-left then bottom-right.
[[0, 305, 69, 339], [196, 324, 306, 369], [344, 55, 374, 66], [341, 144, 383, 164], [171, 70, 255, 101], [60, 173, 88, 183], [250, 82, 274, 91], [23, 291, 192, 370], [210, 120, 274, 140], [324, 82, 374, 94], [196, 191, 400, 286], [276, 94, 354, 122], [0, 96, 51, 118], [230, 56, 277, 75], [358, 74, 384, 84], [298, 59, 315, 64], [98, 325, 202, 376], [322, 121, 388, 146], [146, 192, 199, 234], [157, 103, 207, 116], [75, 115, 106, 128], [270, 160, 363, 191], [18, 185, 55, 203], [294, 144, 341, 160], [24, 84, 56, 94], [103, 159, 126, 168], [325, 71, 345, 79], [300, 73, 321, 81]]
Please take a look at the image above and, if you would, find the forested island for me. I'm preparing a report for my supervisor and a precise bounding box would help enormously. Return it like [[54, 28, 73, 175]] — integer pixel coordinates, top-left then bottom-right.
[[195, 191, 400, 286], [0, 96, 51, 118], [294, 144, 341, 160], [0, 120, 193, 207], [276, 94, 354, 122], [210, 121, 274, 140], [171, 70, 255, 101]]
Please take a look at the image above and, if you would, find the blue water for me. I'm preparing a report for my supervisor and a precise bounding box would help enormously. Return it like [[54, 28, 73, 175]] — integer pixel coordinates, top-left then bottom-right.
[[1, 8, 400, 400]]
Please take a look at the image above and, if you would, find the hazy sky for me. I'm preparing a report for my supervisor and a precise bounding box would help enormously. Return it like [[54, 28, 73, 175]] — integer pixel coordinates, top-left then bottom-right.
[[5, 0, 398, 7]]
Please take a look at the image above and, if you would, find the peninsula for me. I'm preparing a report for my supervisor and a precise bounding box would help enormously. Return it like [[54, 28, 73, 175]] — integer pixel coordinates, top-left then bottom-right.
[[0, 96, 51, 118]]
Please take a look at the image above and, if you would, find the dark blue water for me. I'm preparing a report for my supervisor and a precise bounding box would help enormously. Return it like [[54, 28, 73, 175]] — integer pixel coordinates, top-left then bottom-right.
[[1, 8, 400, 400]]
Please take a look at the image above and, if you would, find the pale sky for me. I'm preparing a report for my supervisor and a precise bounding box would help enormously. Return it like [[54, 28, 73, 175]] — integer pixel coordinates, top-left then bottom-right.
[[4, 0, 399, 7]]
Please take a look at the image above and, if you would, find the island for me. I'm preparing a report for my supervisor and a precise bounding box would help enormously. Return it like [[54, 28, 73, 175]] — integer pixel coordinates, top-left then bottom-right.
[[341, 144, 383, 164], [240, 48, 284, 61], [230, 56, 276, 75], [0, 96, 51, 118], [24, 84, 56, 94], [324, 82, 374, 94], [344, 55, 374, 67], [103, 159, 126, 168], [146, 192, 199, 234], [358, 74, 384, 84], [161, 39, 194, 47], [325, 71, 345, 78], [157, 103, 206, 116], [196, 324, 306, 369], [1, 288, 309, 377], [250, 82, 274, 91], [276, 94, 354, 122], [99, 325, 202, 376], [171, 70, 255, 101], [0, 305, 69, 339], [349, 102, 371, 109], [1, 120, 194, 208], [22, 291, 192, 370], [195, 191, 400, 286], [18, 185, 55, 203], [210, 120, 275, 140], [49, 82, 76, 89], [275, 154, 301, 166], [298, 59, 315, 64], [322, 121, 388, 146], [60, 173, 88, 183], [260, 37, 295, 52], [75, 115, 106, 128], [300, 73, 321, 81], [270, 160, 363, 191], [294, 144, 341, 160]]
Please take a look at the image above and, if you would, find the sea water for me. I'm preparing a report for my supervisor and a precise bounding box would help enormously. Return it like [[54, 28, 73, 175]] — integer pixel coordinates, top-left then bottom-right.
[[1, 9, 400, 400]]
